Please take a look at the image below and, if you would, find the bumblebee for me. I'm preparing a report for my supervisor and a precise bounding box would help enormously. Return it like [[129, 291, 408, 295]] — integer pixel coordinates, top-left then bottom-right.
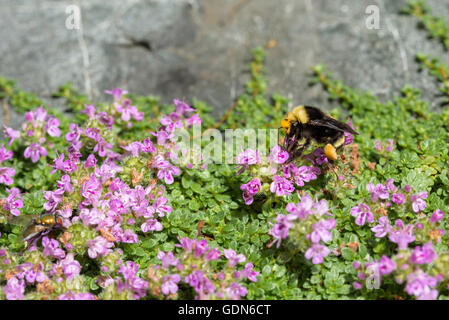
[[21, 214, 63, 243], [281, 105, 359, 161]]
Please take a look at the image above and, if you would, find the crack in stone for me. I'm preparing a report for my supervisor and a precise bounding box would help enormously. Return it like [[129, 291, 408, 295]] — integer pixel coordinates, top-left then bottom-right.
[[75, 0, 93, 101], [379, 0, 409, 75], [115, 37, 153, 52]]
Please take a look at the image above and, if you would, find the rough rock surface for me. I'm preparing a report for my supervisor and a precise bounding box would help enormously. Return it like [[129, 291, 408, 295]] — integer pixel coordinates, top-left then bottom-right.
[[1, 0, 449, 129]]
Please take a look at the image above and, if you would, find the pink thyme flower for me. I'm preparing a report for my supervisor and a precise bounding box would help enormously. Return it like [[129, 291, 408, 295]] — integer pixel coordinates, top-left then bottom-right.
[[94, 138, 113, 157], [161, 274, 181, 295], [378, 255, 396, 275], [149, 196, 172, 217], [43, 189, 64, 212], [186, 114, 202, 127], [389, 220, 415, 250], [142, 138, 156, 153], [205, 248, 221, 261], [270, 175, 294, 196], [184, 270, 215, 297], [174, 99, 195, 115], [269, 145, 289, 164], [81, 174, 102, 204], [391, 193, 405, 204], [385, 179, 397, 192], [3, 277, 25, 300], [24, 143, 47, 163], [80, 208, 105, 226], [269, 213, 296, 248], [305, 243, 330, 264], [0, 167, 15, 185], [57, 174, 73, 193], [241, 263, 259, 282], [4, 127, 20, 146], [86, 127, 102, 141], [409, 242, 437, 265], [371, 216, 391, 238], [42, 237, 65, 259], [224, 249, 246, 267], [286, 195, 314, 219], [151, 130, 172, 146], [60, 253, 81, 279], [236, 149, 260, 166], [3, 187, 23, 216], [157, 251, 179, 269], [240, 178, 261, 205], [386, 139, 394, 152], [87, 236, 114, 259], [121, 229, 138, 243], [80, 104, 96, 119], [366, 182, 389, 202], [58, 291, 96, 300], [115, 99, 143, 122], [105, 88, 128, 100], [350, 203, 374, 226], [344, 131, 353, 145], [44, 117, 61, 137], [85, 154, 97, 167], [310, 219, 336, 243], [293, 165, 319, 187], [141, 219, 163, 233], [430, 209, 444, 223], [375, 140, 382, 151], [122, 141, 143, 157], [157, 164, 180, 185], [225, 282, 247, 300], [405, 269, 438, 300], [410, 191, 428, 213], [0, 145, 13, 162]]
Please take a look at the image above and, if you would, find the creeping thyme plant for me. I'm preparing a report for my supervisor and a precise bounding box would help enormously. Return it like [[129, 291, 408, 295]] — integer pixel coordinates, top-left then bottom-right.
[[1, 0, 449, 300]]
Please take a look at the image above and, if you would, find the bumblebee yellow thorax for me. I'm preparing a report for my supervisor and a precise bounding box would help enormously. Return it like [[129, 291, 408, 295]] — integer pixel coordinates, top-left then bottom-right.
[[291, 105, 309, 124]]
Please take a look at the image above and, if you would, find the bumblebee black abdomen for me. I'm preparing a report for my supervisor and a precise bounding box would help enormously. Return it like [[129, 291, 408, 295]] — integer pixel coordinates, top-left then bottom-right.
[[281, 105, 359, 162]]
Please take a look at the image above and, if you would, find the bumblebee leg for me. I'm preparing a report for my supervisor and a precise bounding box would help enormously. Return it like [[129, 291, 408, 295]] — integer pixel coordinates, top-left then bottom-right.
[[324, 133, 346, 161], [286, 138, 310, 163], [324, 144, 338, 161], [284, 124, 302, 152]]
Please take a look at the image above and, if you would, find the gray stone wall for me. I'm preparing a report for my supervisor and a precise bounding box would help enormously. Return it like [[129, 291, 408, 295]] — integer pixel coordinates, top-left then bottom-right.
[[1, 0, 449, 129]]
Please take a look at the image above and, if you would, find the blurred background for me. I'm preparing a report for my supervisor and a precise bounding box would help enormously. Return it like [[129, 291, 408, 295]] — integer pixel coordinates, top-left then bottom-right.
[[1, 0, 449, 128]]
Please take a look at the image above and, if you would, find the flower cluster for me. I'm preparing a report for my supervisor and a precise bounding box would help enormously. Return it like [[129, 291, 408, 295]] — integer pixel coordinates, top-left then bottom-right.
[[351, 179, 448, 300], [0, 91, 204, 300], [353, 235, 445, 300], [236, 146, 321, 204], [374, 139, 394, 154], [0, 144, 15, 186], [350, 179, 433, 228], [269, 194, 336, 264], [0, 187, 23, 219], [4, 106, 63, 164], [145, 237, 259, 300]]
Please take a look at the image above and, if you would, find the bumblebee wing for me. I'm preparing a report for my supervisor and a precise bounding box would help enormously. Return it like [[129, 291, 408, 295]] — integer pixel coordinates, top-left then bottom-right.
[[8, 214, 40, 227], [309, 118, 359, 135]]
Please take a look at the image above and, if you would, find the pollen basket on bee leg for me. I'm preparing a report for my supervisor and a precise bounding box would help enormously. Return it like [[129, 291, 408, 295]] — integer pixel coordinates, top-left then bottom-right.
[[324, 144, 338, 161]]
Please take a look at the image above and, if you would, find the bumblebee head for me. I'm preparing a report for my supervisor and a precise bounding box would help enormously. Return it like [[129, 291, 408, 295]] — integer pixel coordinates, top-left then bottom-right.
[[281, 119, 291, 132]]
